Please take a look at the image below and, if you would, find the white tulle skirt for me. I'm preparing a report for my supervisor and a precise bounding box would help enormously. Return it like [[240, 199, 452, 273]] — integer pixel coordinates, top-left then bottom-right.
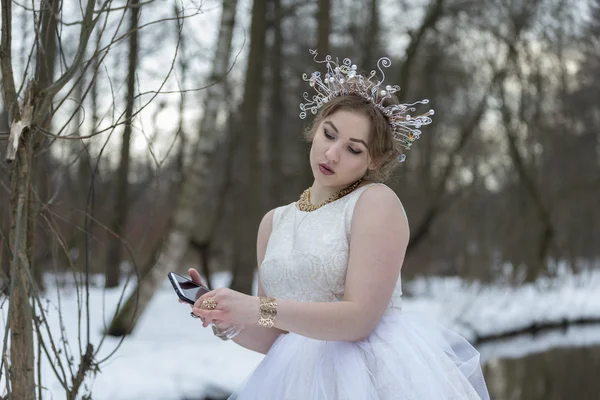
[[229, 312, 490, 400]]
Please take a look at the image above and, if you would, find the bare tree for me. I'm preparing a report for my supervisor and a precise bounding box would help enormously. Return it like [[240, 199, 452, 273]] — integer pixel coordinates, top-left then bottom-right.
[[106, 0, 141, 288], [107, 0, 239, 335], [229, 0, 268, 294], [1, 0, 205, 397]]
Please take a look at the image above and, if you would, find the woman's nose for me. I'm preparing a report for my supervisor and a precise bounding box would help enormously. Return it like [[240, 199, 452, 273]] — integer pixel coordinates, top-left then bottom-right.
[[325, 145, 340, 163]]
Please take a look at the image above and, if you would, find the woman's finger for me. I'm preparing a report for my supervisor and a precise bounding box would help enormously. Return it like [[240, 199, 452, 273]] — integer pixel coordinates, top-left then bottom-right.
[[194, 290, 218, 310], [193, 308, 224, 323], [190, 310, 206, 325], [188, 268, 207, 287], [198, 312, 213, 327]]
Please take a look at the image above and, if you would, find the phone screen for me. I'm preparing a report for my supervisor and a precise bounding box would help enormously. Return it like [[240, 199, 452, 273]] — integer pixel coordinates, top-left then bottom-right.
[[169, 273, 210, 304]]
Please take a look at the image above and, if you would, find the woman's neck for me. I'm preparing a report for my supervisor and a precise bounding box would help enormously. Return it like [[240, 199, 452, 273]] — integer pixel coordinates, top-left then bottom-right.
[[309, 183, 339, 205]]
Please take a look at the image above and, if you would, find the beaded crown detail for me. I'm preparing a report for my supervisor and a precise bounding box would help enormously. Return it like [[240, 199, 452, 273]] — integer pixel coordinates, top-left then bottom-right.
[[299, 50, 435, 162]]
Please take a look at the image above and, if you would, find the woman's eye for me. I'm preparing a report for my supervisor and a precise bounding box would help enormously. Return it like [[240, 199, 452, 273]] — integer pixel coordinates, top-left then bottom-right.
[[323, 130, 361, 154]]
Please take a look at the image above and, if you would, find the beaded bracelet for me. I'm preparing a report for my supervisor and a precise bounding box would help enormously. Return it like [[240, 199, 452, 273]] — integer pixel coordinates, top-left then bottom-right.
[[212, 323, 245, 341], [257, 297, 278, 328]]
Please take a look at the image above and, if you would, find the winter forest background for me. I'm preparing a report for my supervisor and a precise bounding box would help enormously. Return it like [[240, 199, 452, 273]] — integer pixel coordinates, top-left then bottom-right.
[[1, 0, 599, 399]]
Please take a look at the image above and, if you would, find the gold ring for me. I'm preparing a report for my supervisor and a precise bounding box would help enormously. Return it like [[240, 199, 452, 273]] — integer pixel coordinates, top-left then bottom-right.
[[201, 297, 217, 310]]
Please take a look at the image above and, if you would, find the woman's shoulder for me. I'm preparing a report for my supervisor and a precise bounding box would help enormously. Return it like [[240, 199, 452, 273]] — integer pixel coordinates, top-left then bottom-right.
[[355, 180, 390, 191], [346, 183, 409, 241], [351, 181, 407, 220], [354, 182, 400, 203], [260, 202, 297, 231]]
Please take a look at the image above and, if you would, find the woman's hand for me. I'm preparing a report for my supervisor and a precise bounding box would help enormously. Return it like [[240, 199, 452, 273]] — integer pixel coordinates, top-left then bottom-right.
[[192, 288, 260, 328], [178, 268, 208, 324]]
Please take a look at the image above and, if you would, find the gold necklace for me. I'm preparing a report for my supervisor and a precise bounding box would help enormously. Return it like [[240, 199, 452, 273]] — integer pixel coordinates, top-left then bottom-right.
[[296, 179, 363, 212]]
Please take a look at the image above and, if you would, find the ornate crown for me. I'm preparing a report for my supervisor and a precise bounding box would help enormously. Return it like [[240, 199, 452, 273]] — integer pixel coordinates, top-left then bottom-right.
[[299, 50, 434, 162]]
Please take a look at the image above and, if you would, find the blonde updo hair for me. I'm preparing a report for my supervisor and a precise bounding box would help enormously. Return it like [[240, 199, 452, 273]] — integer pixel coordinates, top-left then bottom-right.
[[303, 94, 403, 182]]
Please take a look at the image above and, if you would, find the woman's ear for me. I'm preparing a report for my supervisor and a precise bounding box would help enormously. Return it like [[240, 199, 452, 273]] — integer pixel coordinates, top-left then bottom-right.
[[367, 152, 386, 171], [368, 149, 393, 170], [367, 158, 378, 171]]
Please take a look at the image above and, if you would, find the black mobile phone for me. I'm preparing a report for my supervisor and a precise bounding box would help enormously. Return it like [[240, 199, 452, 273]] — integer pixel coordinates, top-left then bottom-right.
[[168, 272, 210, 305]]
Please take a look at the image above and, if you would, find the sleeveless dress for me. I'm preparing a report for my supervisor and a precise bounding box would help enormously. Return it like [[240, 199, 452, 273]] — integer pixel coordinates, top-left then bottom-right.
[[230, 183, 490, 400]]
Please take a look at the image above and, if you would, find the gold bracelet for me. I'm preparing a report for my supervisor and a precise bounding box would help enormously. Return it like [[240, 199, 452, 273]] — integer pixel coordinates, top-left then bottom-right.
[[257, 296, 278, 328]]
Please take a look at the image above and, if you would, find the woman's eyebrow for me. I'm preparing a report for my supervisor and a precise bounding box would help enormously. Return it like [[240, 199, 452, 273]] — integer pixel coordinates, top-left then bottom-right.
[[350, 138, 368, 148], [324, 120, 339, 132], [325, 121, 368, 148]]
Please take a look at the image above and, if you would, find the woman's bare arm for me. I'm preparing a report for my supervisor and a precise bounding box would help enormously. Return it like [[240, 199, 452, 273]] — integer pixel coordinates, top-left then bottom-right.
[[196, 186, 409, 343], [230, 209, 287, 354], [269, 185, 408, 342]]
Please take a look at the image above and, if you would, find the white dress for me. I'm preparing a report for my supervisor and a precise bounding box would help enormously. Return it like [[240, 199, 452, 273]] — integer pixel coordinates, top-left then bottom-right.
[[230, 183, 490, 400]]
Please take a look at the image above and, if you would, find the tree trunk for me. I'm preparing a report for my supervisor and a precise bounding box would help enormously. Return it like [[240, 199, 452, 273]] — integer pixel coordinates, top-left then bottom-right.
[[395, 0, 445, 101], [107, 0, 239, 335], [72, 67, 93, 272], [35, 0, 59, 126], [408, 86, 491, 252], [0, 232, 8, 294], [175, 5, 187, 179], [229, 0, 268, 295], [77, 118, 93, 273], [1, 105, 10, 291], [79, 25, 103, 275], [3, 0, 35, 394], [30, 0, 60, 291], [106, 0, 140, 288], [7, 86, 36, 400], [361, 0, 380, 68], [316, 0, 330, 56], [500, 43, 554, 282], [267, 0, 284, 207], [8, 138, 35, 400], [501, 101, 554, 281]]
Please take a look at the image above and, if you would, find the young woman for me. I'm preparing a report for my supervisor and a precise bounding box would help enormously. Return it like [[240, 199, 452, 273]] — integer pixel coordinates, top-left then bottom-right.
[[185, 53, 490, 399]]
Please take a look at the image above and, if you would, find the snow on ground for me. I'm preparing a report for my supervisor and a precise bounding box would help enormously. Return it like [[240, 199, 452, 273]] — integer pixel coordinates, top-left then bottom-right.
[[1, 272, 261, 400], [403, 267, 600, 341], [477, 323, 600, 363], [1, 268, 600, 399]]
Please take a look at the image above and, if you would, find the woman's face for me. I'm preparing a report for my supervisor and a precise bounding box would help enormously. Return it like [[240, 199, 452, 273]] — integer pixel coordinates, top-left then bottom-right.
[[309, 109, 376, 187]]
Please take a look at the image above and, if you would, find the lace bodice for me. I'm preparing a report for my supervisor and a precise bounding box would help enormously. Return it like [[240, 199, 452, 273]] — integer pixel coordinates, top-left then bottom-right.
[[260, 183, 403, 313]]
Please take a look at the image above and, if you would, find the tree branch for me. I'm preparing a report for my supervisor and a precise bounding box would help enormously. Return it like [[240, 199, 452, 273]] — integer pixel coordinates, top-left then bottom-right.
[[37, 0, 104, 112]]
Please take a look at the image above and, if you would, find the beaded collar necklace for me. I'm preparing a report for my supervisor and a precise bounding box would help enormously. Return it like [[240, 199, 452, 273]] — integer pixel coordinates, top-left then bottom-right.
[[296, 179, 363, 212]]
